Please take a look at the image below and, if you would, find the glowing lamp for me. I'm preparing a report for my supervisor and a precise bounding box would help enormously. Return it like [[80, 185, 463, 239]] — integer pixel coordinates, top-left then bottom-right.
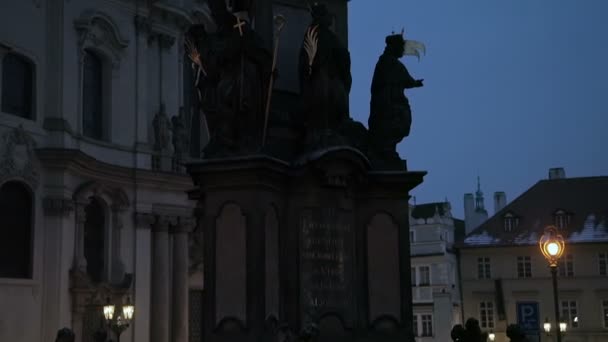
[[103, 303, 115, 321], [544, 318, 551, 334], [539, 226, 565, 267]]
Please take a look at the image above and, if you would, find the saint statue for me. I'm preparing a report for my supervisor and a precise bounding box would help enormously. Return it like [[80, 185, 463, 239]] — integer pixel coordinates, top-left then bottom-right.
[[298, 2, 352, 146], [368, 31, 424, 165], [195, 0, 273, 157], [152, 103, 171, 151]]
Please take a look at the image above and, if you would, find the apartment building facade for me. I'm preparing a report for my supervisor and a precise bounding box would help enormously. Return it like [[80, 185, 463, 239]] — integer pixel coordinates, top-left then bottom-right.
[[459, 170, 608, 342]]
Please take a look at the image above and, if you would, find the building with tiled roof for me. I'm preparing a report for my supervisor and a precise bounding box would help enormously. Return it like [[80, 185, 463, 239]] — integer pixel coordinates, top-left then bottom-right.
[[408, 200, 464, 342], [458, 168, 608, 342]]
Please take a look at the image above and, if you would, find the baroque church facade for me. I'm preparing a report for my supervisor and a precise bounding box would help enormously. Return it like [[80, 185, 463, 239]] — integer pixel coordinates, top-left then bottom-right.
[[0, 0, 355, 341], [0, 1, 213, 341]]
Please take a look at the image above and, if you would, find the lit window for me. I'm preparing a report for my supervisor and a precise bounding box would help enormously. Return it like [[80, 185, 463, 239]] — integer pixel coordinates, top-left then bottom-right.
[[477, 257, 491, 279], [480, 301, 495, 328], [558, 254, 574, 277], [517, 256, 532, 278], [600, 253, 607, 276], [561, 301, 578, 328], [2, 52, 35, 119]]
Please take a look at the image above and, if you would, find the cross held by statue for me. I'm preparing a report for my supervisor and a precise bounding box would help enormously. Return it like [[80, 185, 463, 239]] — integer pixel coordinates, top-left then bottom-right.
[[233, 17, 246, 36]]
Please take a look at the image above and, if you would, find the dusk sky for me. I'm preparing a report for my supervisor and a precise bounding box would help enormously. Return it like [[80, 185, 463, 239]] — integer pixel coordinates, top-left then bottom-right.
[[347, 0, 608, 218]]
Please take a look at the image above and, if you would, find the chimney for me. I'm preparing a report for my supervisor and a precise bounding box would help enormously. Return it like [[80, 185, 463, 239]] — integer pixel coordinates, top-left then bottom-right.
[[494, 191, 507, 214], [548, 167, 566, 180], [464, 193, 474, 235]]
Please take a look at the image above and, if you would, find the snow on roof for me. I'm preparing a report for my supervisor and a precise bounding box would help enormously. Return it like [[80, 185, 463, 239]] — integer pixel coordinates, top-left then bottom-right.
[[463, 230, 501, 245], [513, 231, 539, 246], [568, 214, 608, 243]]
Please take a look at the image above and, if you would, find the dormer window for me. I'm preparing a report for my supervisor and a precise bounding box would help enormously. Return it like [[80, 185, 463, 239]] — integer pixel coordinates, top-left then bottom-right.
[[553, 209, 571, 229], [503, 212, 519, 232]]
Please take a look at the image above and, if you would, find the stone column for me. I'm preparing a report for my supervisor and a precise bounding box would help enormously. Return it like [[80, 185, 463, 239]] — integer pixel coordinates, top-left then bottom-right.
[[41, 197, 74, 342], [74, 201, 88, 272], [151, 215, 171, 342], [134, 16, 150, 153], [172, 217, 194, 342], [133, 212, 155, 342]]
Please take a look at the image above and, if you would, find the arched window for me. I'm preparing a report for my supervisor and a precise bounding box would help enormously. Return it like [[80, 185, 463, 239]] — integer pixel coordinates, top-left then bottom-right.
[[1, 53, 34, 119], [84, 198, 105, 283], [82, 50, 103, 140], [0, 181, 33, 278]]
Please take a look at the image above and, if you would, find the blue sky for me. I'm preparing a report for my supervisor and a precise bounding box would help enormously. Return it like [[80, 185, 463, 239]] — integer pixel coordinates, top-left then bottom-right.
[[348, 0, 608, 218]]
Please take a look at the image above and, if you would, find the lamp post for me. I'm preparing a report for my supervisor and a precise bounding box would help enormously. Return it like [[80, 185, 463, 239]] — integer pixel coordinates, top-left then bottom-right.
[[539, 226, 565, 342], [103, 297, 135, 342]]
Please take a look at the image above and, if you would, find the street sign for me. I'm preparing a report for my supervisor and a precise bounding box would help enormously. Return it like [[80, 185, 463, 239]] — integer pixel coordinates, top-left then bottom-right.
[[516, 302, 540, 332]]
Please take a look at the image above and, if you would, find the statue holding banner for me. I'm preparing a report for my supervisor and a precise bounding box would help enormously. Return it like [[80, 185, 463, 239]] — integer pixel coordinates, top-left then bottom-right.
[[368, 30, 425, 167]]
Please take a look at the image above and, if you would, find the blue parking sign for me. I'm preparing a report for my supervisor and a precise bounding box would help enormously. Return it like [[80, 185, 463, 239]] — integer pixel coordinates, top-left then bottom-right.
[[516, 302, 540, 333]]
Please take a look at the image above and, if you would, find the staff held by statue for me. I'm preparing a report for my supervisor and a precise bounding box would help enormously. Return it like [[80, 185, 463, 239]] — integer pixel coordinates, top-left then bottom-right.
[[262, 14, 287, 146]]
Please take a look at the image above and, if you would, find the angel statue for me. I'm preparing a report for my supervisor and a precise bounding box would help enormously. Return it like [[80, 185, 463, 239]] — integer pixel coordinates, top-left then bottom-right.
[[368, 29, 425, 169]]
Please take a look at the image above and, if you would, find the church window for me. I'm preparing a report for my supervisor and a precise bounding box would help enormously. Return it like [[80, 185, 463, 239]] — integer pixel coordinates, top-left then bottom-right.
[[2, 52, 35, 119], [84, 198, 105, 283], [0, 181, 33, 278], [82, 49, 104, 140]]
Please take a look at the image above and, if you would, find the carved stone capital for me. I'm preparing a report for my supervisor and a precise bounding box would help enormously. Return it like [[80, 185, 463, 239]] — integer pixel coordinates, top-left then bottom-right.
[[134, 212, 156, 229], [158, 33, 176, 49], [134, 15, 151, 34], [152, 215, 173, 233], [43, 197, 75, 217], [171, 216, 195, 234]]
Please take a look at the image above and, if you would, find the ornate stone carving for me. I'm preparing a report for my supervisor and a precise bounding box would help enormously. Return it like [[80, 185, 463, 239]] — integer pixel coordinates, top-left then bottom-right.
[[153, 103, 171, 151], [43, 197, 75, 217], [0, 125, 40, 188], [189, 227, 204, 275], [134, 212, 156, 229], [74, 10, 129, 59], [171, 107, 190, 164]]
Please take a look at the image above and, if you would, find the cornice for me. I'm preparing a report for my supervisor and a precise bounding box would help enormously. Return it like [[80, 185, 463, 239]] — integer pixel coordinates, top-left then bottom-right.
[[36, 148, 192, 191]]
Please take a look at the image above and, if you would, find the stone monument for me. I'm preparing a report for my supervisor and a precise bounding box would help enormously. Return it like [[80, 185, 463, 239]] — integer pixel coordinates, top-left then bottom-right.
[[185, 1, 426, 341]]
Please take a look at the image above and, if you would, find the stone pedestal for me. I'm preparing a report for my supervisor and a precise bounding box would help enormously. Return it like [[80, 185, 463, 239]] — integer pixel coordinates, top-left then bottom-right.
[[186, 148, 425, 342]]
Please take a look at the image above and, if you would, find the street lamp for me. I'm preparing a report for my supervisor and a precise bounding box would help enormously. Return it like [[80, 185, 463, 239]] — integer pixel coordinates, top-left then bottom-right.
[[103, 297, 135, 342], [543, 318, 551, 335], [539, 226, 565, 342]]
